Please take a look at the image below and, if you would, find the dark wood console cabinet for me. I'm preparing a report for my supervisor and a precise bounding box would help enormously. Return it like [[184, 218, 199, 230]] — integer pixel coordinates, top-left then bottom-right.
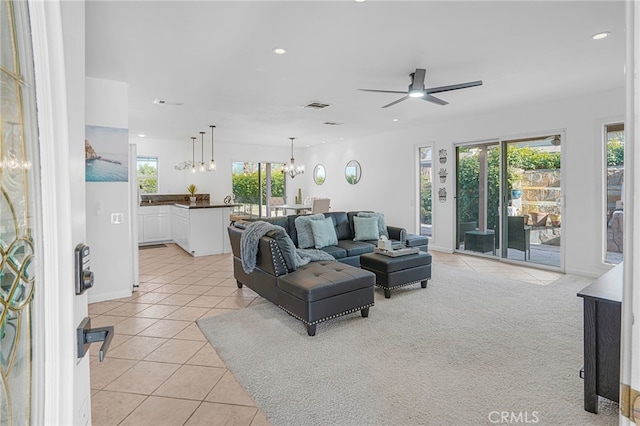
[[577, 264, 622, 413]]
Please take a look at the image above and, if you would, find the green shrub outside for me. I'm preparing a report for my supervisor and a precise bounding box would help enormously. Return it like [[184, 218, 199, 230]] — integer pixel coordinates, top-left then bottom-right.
[[457, 145, 561, 230], [232, 170, 285, 204]]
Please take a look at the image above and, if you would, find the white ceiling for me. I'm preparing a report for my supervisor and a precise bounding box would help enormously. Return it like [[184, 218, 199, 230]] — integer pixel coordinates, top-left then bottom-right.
[[85, 1, 626, 148]]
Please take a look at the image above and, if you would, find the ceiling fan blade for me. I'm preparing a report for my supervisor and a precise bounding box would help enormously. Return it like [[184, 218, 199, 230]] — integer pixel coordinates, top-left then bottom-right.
[[382, 95, 409, 108], [412, 68, 426, 85], [423, 94, 448, 106], [358, 88, 408, 94], [426, 80, 483, 94]]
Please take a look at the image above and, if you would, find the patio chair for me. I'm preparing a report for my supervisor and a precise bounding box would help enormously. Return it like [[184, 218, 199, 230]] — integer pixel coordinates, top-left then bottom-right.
[[507, 216, 531, 260], [311, 198, 331, 214]]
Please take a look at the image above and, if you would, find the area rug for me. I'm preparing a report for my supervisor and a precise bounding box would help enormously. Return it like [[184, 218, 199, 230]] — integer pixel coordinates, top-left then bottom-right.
[[197, 265, 619, 426]]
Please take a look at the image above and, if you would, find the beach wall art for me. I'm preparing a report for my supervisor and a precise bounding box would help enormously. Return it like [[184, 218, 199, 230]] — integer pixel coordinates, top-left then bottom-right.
[[85, 125, 128, 182]]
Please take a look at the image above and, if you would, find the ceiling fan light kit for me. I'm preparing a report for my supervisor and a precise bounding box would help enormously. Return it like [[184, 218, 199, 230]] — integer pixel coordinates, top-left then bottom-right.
[[359, 68, 482, 108]]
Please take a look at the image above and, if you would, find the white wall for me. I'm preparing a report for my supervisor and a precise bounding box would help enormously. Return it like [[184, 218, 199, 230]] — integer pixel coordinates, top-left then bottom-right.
[[135, 137, 293, 201], [86, 77, 133, 302], [302, 87, 625, 277]]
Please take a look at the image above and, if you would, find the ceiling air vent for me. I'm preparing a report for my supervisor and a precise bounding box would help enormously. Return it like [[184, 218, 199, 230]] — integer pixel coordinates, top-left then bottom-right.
[[153, 98, 184, 106], [301, 101, 331, 110], [323, 121, 343, 126]]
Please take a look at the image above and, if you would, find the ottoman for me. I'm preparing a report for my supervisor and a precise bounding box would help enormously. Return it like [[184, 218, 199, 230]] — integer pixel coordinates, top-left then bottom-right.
[[360, 251, 432, 298], [277, 261, 375, 336]]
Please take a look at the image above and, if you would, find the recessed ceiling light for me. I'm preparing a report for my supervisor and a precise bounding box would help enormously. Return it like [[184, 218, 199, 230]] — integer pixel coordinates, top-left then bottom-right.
[[137, 134, 146, 138], [321, 141, 326, 144], [272, 47, 287, 55], [592, 31, 610, 40], [392, 118, 399, 122], [355, 0, 366, 2]]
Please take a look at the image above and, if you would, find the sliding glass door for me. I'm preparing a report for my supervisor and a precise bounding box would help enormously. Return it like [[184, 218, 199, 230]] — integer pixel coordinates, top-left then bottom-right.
[[502, 136, 562, 267], [455, 135, 563, 269], [231, 162, 286, 218], [455, 142, 500, 257]]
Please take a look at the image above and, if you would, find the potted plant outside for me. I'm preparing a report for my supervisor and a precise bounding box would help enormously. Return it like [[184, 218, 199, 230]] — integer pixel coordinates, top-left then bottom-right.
[[187, 184, 197, 203]]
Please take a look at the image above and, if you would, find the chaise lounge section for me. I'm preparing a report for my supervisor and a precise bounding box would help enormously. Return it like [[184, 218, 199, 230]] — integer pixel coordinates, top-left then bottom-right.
[[228, 224, 375, 336]]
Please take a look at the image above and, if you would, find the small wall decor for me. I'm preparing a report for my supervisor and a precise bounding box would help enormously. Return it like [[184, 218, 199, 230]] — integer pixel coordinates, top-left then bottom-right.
[[313, 164, 326, 185], [438, 168, 448, 183], [345, 160, 361, 185], [438, 187, 447, 203], [224, 195, 232, 205], [439, 148, 448, 164]]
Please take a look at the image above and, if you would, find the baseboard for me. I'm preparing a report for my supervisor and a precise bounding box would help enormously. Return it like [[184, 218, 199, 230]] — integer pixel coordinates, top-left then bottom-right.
[[427, 245, 453, 254]]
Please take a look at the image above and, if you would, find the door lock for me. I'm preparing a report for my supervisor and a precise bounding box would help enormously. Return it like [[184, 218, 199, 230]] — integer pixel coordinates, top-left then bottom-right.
[[75, 243, 94, 295]]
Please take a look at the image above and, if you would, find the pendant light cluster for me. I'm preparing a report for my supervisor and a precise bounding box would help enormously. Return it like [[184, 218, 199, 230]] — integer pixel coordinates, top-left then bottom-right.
[[282, 137, 304, 178], [174, 125, 217, 172]]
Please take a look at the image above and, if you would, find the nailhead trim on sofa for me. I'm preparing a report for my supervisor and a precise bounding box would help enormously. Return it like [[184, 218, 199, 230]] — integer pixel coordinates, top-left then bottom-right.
[[278, 302, 375, 326]]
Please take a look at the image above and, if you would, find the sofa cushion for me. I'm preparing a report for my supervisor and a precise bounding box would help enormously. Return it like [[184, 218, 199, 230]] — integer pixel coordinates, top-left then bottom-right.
[[353, 216, 380, 241], [357, 211, 389, 238], [319, 245, 347, 259], [294, 214, 325, 249], [336, 240, 375, 257], [327, 212, 353, 240], [266, 229, 298, 272], [310, 217, 338, 249]]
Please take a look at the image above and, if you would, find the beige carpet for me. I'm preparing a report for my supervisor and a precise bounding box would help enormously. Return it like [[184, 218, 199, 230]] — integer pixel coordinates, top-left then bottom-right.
[[197, 265, 619, 426]]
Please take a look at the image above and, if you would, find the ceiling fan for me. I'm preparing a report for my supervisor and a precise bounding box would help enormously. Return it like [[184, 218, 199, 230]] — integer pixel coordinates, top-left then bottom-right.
[[358, 68, 482, 108]]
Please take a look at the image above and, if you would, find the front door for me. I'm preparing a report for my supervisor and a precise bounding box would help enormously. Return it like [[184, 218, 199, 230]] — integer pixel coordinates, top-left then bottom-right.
[[1, 1, 91, 424]]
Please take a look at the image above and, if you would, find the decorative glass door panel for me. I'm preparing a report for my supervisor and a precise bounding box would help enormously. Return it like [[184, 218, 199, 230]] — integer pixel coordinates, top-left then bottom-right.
[[1, 1, 40, 424]]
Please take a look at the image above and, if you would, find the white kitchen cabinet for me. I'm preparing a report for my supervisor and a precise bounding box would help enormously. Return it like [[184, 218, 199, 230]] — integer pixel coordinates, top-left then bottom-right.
[[138, 205, 172, 244]]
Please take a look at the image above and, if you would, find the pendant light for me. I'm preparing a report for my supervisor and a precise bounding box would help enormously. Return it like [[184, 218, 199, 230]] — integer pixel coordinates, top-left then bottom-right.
[[208, 125, 217, 171], [190, 136, 196, 173], [199, 131, 206, 172], [174, 127, 217, 172], [283, 137, 304, 178]]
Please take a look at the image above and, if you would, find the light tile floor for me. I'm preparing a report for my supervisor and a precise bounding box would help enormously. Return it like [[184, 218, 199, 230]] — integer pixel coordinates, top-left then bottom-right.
[[89, 244, 563, 425]]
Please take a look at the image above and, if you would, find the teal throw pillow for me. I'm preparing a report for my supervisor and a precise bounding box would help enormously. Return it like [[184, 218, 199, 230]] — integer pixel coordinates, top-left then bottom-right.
[[310, 217, 338, 249], [357, 212, 389, 238], [294, 214, 325, 249], [353, 216, 380, 241]]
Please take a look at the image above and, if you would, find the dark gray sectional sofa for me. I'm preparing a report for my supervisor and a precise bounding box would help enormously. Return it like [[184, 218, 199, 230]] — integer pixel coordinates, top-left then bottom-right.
[[227, 211, 430, 336], [245, 211, 428, 266]]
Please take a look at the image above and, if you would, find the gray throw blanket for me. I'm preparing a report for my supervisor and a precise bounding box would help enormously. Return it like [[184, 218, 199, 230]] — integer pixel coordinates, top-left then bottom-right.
[[240, 221, 334, 274]]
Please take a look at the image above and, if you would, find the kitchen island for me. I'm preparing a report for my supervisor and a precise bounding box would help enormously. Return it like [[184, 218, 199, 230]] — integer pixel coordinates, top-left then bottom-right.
[[172, 201, 237, 256]]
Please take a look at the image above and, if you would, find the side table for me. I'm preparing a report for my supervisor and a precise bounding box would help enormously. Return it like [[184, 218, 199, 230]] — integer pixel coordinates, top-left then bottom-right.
[[464, 230, 495, 255]]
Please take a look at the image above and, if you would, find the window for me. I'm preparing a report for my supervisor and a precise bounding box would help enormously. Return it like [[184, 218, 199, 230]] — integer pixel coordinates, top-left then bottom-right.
[[418, 147, 433, 237], [137, 156, 158, 193], [605, 123, 624, 264], [231, 162, 286, 218]]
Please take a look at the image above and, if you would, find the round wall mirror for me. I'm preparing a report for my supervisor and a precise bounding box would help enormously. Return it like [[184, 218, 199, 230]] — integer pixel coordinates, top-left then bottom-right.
[[313, 164, 326, 185], [345, 160, 361, 185]]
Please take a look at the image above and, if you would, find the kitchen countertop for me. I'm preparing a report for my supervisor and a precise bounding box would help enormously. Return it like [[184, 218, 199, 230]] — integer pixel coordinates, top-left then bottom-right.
[[171, 201, 239, 209]]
